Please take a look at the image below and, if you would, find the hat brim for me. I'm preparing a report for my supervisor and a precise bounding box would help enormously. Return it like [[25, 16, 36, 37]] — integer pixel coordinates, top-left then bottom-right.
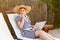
[[13, 5, 31, 14]]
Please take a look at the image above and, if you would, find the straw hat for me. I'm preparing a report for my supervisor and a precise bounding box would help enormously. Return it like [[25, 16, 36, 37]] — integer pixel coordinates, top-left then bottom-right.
[[13, 5, 31, 14]]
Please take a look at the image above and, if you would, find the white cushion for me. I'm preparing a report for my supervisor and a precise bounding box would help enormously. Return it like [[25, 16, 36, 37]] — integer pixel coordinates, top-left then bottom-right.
[[0, 13, 14, 40], [7, 14, 41, 40]]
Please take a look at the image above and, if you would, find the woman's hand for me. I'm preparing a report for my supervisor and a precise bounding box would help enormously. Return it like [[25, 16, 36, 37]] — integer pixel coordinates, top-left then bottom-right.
[[32, 26, 39, 31], [21, 14, 26, 20]]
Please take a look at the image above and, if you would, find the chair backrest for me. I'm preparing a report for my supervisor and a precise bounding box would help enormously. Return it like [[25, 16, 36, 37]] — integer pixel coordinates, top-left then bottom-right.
[[7, 14, 42, 40], [7, 14, 23, 39], [0, 13, 14, 40]]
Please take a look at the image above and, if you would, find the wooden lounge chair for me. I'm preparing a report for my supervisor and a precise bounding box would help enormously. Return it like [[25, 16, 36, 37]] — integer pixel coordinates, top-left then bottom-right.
[[0, 13, 14, 40], [7, 14, 60, 40]]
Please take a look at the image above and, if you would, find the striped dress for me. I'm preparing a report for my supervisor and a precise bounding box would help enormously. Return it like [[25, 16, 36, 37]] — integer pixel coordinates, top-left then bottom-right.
[[15, 15, 35, 39]]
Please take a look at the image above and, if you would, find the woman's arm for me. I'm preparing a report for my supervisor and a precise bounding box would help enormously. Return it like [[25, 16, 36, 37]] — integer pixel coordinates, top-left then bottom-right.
[[32, 25, 38, 30], [16, 18, 25, 29]]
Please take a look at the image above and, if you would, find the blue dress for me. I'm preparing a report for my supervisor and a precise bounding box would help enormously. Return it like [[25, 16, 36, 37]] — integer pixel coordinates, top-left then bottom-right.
[[15, 15, 35, 39]]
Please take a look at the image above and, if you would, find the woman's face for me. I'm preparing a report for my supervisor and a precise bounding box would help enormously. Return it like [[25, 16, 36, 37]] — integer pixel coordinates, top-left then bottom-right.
[[19, 8, 26, 15]]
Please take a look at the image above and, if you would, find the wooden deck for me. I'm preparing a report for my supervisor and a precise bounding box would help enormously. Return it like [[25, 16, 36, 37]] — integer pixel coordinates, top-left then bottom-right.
[[48, 28, 60, 38]]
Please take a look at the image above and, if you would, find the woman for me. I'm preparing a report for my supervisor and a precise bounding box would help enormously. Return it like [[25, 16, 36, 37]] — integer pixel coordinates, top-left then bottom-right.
[[14, 5, 55, 40]]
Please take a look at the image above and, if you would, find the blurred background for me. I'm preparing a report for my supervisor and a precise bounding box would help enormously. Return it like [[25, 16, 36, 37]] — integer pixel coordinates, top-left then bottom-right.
[[0, 0, 60, 29], [0, 0, 60, 39]]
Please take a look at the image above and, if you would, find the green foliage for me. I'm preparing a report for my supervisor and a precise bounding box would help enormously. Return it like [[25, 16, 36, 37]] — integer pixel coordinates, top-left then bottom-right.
[[52, 0, 60, 28], [38, 0, 60, 28], [38, 0, 54, 24], [40, 0, 53, 3]]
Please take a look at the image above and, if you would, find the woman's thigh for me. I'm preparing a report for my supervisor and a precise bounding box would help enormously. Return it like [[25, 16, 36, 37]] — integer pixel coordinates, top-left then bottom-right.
[[35, 30, 53, 40], [35, 30, 47, 37]]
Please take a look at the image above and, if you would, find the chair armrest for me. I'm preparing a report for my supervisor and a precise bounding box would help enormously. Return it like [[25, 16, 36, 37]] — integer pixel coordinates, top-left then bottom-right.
[[42, 25, 53, 32]]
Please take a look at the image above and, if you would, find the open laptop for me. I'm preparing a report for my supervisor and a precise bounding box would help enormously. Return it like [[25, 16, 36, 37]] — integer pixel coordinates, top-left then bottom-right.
[[34, 21, 47, 29]]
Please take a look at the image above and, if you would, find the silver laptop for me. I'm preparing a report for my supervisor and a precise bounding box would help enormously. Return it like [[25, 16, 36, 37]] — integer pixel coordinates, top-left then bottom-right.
[[34, 21, 47, 29]]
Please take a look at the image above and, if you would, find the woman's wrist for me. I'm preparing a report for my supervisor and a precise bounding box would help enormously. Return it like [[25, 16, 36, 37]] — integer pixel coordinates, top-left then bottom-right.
[[22, 18, 25, 24]]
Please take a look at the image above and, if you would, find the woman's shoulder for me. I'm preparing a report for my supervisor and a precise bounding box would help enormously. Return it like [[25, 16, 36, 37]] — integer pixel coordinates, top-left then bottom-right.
[[15, 15, 21, 18], [26, 15, 30, 19], [26, 15, 29, 17]]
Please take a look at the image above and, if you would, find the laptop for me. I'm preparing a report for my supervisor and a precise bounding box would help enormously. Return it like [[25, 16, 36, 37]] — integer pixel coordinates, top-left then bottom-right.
[[34, 21, 47, 29]]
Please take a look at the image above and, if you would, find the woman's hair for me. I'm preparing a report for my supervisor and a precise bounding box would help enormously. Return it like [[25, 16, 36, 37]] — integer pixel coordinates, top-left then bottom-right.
[[19, 7, 26, 10]]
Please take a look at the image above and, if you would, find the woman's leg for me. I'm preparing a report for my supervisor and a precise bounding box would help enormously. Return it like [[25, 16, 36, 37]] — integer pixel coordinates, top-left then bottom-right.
[[40, 30, 55, 40], [35, 30, 55, 40]]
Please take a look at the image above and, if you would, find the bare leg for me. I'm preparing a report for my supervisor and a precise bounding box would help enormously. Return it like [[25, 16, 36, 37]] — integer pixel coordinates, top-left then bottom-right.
[[40, 30, 55, 40], [46, 33, 55, 40], [35, 30, 55, 40]]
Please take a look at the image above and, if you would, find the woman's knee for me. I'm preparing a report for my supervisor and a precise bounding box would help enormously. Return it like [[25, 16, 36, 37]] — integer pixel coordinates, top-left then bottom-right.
[[35, 31, 40, 37], [35, 30, 42, 37]]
